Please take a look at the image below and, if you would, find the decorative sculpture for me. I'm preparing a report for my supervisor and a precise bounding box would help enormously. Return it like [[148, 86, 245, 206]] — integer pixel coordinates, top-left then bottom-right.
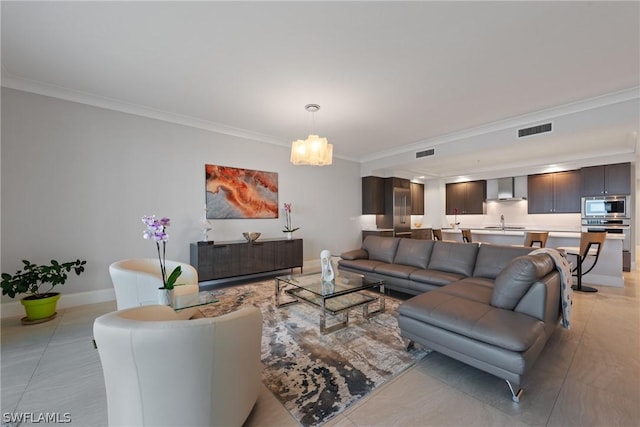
[[320, 249, 335, 283], [200, 205, 213, 242]]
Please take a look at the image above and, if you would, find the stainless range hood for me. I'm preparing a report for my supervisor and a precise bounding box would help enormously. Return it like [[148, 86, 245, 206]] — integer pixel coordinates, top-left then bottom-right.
[[487, 177, 527, 201]]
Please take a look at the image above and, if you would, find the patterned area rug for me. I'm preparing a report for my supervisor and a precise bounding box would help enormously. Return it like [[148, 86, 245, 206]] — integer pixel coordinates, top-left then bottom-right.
[[199, 281, 430, 426]]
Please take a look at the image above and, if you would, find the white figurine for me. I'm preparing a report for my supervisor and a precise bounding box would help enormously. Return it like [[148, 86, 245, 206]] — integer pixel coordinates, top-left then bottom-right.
[[200, 205, 213, 242], [320, 249, 335, 283]]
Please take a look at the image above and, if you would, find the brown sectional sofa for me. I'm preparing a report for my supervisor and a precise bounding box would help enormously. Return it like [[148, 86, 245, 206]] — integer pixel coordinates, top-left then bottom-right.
[[338, 236, 562, 402]]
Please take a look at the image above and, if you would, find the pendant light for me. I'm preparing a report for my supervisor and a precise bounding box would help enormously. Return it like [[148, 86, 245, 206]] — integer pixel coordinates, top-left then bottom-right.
[[290, 104, 333, 166]]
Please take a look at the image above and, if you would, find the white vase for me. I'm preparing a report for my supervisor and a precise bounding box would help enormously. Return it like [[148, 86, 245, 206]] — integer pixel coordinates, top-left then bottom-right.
[[285, 232, 293, 240], [157, 288, 173, 306]]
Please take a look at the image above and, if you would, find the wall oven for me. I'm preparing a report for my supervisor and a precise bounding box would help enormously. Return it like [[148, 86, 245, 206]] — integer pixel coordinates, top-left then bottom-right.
[[581, 218, 631, 252], [582, 195, 629, 218]]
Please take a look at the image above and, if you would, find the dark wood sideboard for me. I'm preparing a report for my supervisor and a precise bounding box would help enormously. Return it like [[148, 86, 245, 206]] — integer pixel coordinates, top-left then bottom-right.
[[190, 238, 303, 282]]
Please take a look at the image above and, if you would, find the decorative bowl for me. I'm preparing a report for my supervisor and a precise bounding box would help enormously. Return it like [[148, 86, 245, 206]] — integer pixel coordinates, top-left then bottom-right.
[[414, 223, 422, 228], [242, 232, 261, 242]]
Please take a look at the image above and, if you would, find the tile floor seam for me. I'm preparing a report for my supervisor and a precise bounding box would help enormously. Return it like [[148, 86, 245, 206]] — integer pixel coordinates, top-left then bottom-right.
[[3, 311, 63, 424], [542, 335, 582, 426]]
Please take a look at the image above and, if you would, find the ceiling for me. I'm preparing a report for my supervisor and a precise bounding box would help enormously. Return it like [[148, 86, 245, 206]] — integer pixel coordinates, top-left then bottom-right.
[[2, 1, 639, 179]]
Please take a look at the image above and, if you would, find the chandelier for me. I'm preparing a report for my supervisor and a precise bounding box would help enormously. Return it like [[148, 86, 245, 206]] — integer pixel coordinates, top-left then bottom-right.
[[290, 104, 333, 166]]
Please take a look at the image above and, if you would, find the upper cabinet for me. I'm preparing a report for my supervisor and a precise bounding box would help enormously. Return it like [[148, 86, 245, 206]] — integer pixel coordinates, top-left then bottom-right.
[[581, 162, 631, 196], [445, 180, 486, 215], [410, 182, 424, 215], [528, 170, 581, 214], [388, 177, 410, 189], [362, 176, 385, 214]]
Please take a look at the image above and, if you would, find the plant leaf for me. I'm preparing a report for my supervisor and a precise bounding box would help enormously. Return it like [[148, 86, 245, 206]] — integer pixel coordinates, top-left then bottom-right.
[[165, 266, 182, 290]]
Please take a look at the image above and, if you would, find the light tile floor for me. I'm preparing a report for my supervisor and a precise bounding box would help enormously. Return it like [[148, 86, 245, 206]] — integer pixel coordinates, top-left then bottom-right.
[[2, 270, 639, 426]]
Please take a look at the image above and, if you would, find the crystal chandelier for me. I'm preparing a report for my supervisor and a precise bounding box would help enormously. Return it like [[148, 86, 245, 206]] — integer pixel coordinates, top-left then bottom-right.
[[290, 104, 333, 166]]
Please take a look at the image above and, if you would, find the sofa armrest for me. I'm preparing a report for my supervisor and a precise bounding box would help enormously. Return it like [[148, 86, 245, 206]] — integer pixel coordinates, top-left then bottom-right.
[[513, 271, 561, 323], [340, 249, 369, 260]]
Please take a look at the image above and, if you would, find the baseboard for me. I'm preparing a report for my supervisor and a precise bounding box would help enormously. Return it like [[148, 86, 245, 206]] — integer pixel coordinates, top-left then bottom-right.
[[1, 288, 116, 319]]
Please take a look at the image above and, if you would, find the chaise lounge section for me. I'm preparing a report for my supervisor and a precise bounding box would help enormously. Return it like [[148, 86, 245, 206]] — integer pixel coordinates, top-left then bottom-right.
[[338, 236, 562, 401]]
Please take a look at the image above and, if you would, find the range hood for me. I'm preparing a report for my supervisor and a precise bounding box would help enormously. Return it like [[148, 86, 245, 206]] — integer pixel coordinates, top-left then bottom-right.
[[487, 177, 527, 201]]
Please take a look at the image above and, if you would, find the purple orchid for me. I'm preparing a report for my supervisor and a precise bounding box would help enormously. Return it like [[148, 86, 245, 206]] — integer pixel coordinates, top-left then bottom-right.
[[142, 215, 181, 289]]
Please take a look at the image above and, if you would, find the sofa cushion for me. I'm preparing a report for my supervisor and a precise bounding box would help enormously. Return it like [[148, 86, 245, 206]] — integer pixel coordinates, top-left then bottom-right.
[[491, 254, 555, 310], [393, 239, 434, 269], [473, 244, 534, 279], [409, 269, 465, 287], [362, 236, 401, 264], [340, 248, 369, 260], [441, 278, 494, 304], [399, 291, 545, 352], [374, 263, 418, 279], [428, 241, 479, 277], [337, 259, 385, 273]]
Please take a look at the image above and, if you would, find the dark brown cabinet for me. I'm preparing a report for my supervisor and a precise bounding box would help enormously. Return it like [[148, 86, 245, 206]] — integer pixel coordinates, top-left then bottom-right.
[[190, 239, 303, 281], [445, 180, 486, 214], [274, 239, 303, 270], [528, 170, 581, 213], [411, 228, 432, 240], [581, 162, 631, 196], [362, 176, 385, 214], [410, 182, 424, 215]]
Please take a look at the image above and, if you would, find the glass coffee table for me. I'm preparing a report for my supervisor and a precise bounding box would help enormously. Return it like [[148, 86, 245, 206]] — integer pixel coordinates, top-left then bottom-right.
[[172, 291, 218, 311], [275, 271, 385, 334]]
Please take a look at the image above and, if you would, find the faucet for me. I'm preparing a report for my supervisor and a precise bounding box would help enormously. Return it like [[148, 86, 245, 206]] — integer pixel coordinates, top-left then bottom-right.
[[500, 214, 505, 230]]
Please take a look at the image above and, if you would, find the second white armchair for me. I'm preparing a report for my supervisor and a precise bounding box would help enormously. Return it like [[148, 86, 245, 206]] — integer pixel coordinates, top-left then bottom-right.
[[109, 258, 199, 310]]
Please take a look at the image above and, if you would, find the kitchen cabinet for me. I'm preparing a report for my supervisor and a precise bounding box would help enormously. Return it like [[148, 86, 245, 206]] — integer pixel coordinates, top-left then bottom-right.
[[445, 180, 486, 214], [362, 176, 385, 214], [190, 239, 303, 281], [581, 162, 631, 196], [388, 177, 410, 189], [411, 228, 432, 240], [528, 170, 581, 213], [410, 182, 424, 215]]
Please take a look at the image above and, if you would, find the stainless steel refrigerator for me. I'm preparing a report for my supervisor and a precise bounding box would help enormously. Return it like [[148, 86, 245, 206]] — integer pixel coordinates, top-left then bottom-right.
[[392, 188, 411, 237], [376, 186, 411, 237]]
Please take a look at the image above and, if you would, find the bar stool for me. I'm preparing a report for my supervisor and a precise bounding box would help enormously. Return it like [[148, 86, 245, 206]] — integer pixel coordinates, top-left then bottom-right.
[[558, 231, 607, 293], [432, 229, 442, 241], [524, 231, 549, 248], [461, 228, 472, 243]]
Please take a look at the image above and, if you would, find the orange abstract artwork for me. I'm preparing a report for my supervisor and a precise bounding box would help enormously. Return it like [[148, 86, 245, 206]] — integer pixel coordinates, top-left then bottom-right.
[[205, 164, 278, 219]]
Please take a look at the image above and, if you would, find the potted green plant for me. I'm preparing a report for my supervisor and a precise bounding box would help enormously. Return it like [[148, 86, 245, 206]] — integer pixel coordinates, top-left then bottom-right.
[[1, 259, 87, 323]]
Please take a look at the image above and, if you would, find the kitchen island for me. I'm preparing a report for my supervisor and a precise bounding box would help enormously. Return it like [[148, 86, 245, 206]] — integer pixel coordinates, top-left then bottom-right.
[[442, 228, 624, 287]]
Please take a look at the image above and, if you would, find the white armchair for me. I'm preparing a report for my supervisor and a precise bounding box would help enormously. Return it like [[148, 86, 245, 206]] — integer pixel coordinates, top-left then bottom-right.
[[109, 258, 199, 309], [93, 305, 263, 427]]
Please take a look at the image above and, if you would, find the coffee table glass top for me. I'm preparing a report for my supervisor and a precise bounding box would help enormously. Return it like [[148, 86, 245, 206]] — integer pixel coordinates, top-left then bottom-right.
[[276, 270, 383, 298], [172, 291, 218, 311]]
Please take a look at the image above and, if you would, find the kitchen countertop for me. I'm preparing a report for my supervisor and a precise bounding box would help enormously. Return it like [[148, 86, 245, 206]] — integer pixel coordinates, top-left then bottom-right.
[[362, 227, 623, 240], [442, 227, 623, 239]]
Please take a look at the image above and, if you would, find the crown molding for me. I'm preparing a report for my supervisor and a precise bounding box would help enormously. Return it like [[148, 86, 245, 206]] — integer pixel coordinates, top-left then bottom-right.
[[360, 87, 640, 163], [1, 73, 290, 146]]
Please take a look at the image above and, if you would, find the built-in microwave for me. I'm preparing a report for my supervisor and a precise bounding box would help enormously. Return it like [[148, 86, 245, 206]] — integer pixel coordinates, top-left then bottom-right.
[[581, 195, 629, 218]]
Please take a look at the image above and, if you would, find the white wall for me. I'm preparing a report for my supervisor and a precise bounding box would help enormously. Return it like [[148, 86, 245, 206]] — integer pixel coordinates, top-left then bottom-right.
[[1, 88, 362, 304]]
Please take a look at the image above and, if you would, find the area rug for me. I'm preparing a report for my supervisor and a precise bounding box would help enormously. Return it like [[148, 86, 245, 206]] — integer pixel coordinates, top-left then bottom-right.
[[199, 281, 430, 426]]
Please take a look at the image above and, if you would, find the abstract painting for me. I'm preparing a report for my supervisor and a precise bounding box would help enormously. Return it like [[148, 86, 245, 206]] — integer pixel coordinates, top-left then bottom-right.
[[205, 164, 278, 219]]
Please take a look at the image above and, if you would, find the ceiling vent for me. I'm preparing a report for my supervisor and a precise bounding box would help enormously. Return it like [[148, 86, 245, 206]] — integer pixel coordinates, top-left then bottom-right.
[[518, 122, 552, 138], [416, 148, 435, 158]]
